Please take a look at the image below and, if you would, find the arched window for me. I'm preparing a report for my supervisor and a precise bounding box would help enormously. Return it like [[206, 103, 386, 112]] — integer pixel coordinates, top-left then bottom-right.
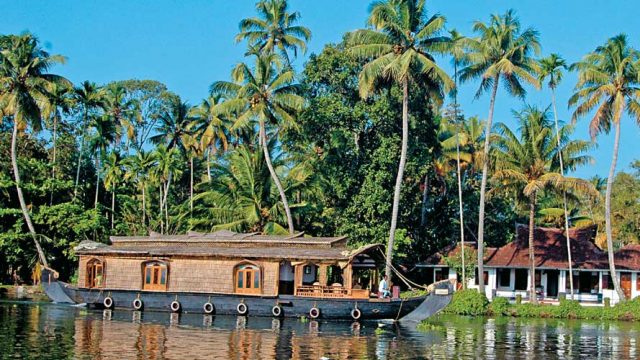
[[142, 261, 168, 291], [86, 259, 104, 288], [235, 263, 261, 294]]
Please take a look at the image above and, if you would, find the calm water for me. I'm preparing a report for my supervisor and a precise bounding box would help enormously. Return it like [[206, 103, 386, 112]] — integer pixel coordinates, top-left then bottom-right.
[[2, 298, 640, 359]]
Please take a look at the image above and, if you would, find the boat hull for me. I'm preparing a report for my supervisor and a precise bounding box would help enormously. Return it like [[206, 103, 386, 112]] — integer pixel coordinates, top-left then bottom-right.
[[42, 269, 429, 320]]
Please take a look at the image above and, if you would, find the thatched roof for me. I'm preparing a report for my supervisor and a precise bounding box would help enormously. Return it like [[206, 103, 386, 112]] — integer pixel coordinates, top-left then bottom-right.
[[78, 230, 382, 262]]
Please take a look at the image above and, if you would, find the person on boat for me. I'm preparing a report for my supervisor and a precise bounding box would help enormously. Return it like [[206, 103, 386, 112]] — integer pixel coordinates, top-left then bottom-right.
[[379, 275, 390, 298]]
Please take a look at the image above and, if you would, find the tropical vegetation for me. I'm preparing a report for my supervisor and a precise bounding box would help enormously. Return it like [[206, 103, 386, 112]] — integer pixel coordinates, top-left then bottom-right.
[[1, 0, 638, 301]]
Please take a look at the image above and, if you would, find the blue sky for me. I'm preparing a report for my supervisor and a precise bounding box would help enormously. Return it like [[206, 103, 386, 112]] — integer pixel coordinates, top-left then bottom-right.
[[3, 0, 639, 178]]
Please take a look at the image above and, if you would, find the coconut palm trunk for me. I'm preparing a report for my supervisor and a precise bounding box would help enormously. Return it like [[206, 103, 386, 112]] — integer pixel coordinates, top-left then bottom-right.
[[94, 156, 101, 209], [111, 190, 115, 230], [456, 125, 466, 289], [476, 75, 499, 295], [49, 113, 58, 205], [385, 79, 409, 280], [259, 118, 294, 234], [74, 110, 89, 198], [550, 88, 575, 299], [528, 193, 537, 303], [190, 155, 194, 214], [11, 119, 49, 267], [606, 120, 625, 300], [141, 186, 146, 229]]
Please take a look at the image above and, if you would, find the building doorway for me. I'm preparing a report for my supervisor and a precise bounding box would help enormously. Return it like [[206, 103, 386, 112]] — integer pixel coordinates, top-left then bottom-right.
[[621, 272, 632, 299], [546, 270, 559, 297]]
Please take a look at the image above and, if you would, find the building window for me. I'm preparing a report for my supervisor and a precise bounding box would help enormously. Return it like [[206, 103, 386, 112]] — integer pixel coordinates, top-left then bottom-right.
[[235, 264, 261, 294], [474, 269, 488, 286], [514, 269, 528, 290], [143, 262, 168, 291], [602, 273, 615, 290], [498, 269, 511, 288], [86, 259, 104, 288], [435, 268, 449, 282]]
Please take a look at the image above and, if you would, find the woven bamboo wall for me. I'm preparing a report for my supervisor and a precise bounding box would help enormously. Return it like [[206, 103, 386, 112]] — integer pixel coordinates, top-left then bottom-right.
[[79, 255, 280, 295]]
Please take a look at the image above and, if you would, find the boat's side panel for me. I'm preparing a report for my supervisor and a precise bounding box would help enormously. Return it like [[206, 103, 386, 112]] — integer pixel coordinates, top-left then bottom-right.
[[75, 289, 424, 320]]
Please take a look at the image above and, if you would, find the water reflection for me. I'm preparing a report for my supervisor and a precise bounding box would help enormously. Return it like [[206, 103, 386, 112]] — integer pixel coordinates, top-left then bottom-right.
[[3, 300, 640, 359]]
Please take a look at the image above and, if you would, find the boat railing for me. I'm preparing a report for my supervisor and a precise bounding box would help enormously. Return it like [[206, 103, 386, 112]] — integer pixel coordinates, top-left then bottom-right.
[[295, 284, 351, 298]]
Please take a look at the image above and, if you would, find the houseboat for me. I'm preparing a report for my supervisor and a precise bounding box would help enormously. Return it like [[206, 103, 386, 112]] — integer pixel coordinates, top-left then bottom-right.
[[42, 230, 448, 320]]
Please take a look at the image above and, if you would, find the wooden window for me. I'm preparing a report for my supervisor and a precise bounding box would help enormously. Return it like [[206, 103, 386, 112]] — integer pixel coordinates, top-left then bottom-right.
[[235, 264, 261, 294], [86, 259, 104, 288], [474, 269, 489, 285], [143, 262, 168, 291]]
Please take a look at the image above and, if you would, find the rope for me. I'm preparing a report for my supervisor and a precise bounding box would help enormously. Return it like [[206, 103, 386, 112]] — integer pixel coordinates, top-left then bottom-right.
[[377, 248, 429, 291], [395, 298, 405, 321]]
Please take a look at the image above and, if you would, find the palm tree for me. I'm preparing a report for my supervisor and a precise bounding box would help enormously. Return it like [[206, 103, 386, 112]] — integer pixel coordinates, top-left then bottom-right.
[[103, 83, 137, 153], [569, 34, 640, 300], [73, 81, 105, 198], [122, 150, 156, 231], [459, 9, 540, 295], [537, 53, 577, 298], [150, 96, 192, 152], [182, 132, 201, 215], [0, 33, 70, 267], [211, 52, 303, 234], [189, 95, 231, 181], [153, 144, 182, 234], [88, 114, 117, 209], [346, 0, 453, 280], [103, 151, 123, 230], [43, 82, 72, 185], [192, 145, 292, 233], [235, 0, 311, 63], [492, 106, 595, 303]]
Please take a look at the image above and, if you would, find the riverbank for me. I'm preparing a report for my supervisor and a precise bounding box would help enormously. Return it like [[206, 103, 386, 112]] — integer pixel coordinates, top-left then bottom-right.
[[427, 289, 640, 322], [0, 285, 48, 301]]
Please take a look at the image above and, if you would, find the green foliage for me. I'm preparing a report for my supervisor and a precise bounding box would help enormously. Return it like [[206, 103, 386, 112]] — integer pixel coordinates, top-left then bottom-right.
[[487, 296, 510, 316], [443, 289, 489, 316], [444, 245, 477, 284]]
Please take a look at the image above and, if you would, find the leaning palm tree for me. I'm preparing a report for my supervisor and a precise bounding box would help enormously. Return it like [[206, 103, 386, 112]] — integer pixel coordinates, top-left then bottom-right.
[[459, 9, 540, 295], [346, 0, 453, 280], [569, 34, 640, 300], [492, 106, 595, 303], [73, 81, 105, 198], [189, 95, 231, 181], [0, 33, 70, 267], [211, 52, 303, 234], [538, 53, 577, 298], [235, 0, 311, 63]]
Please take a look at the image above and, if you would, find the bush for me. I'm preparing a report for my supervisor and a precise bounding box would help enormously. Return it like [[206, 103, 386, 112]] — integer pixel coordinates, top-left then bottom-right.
[[556, 299, 582, 319], [488, 297, 510, 316], [443, 289, 489, 316]]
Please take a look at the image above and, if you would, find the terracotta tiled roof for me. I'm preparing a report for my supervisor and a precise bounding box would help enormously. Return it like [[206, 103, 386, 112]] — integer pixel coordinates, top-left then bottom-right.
[[485, 225, 605, 269], [422, 242, 497, 266], [614, 244, 640, 270]]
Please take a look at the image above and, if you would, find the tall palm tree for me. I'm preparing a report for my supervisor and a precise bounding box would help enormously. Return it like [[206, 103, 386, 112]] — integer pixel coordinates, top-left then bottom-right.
[[103, 151, 123, 230], [346, 0, 453, 280], [153, 144, 182, 234], [192, 145, 292, 233], [538, 53, 577, 298], [189, 95, 231, 181], [0, 33, 70, 267], [122, 150, 156, 231], [235, 0, 311, 63], [43, 82, 72, 184], [569, 34, 640, 300], [150, 97, 192, 153], [103, 83, 137, 153], [73, 81, 105, 198], [211, 52, 303, 234], [492, 106, 595, 303], [88, 114, 117, 209], [459, 9, 540, 295]]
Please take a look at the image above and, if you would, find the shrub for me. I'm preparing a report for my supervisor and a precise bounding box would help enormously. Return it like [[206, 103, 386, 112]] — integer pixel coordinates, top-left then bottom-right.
[[488, 297, 510, 316], [443, 289, 489, 316], [556, 299, 582, 319]]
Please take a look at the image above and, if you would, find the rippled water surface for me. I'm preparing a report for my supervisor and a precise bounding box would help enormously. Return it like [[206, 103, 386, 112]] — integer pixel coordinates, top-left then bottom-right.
[[2, 299, 640, 359]]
